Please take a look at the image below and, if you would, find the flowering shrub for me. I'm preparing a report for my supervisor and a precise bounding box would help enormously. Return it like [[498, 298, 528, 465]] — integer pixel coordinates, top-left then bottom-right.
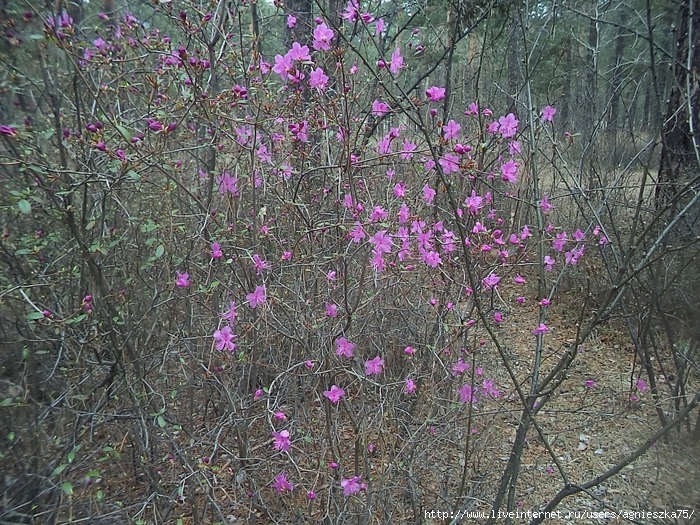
[[1, 1, 697, 523]]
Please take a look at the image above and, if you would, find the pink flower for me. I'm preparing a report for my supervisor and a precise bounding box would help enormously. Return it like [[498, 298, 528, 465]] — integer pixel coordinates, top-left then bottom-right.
[[369, 230, 393, 253], [452, 358, 470, 375], [544, 255, 555, 271], [313, 23, 335, 50], [372, 100, 390, 115], [501, 160, 518, 183], [404, 378, 416, 394], [635, 378, 647, 393], [443, 120, 461, 140], [404, 346, 414, 355], [439, 153, 460, 174], [401, 139, 416, 160], [458, 383, 477, 404], [272, 430, 291, 452], [482, 273, 500, 290], [498, 113, 519, 138], [272, 472, 294, 494], [514, 274, 525, 284], [375, 18, 385, 35], [213, 326, 236, 351], [552, 232, 567, 252], [176, 271, 190, 287], [325, 302, 339, 317], [585, 380, 595, 388], [309, 67, 329, 90], [247, 285, 266, 308], [335, 337, 355, 358], [541, 105, 557, 122], [323, 385, 345, 403], [272, 53, 293, 80], [532, 323, 549, 336], [287, 14, 297, 28], [425, 86, 446, 101], [348, 222, 366, 243], [539, 196, 553, 214], [211, 242, 223, 259], [365, 356, 385, 375], [423, 184, 436, 204], [341, 476, 362, 496], [464, 190, 484, 215], [389, 47, 405, 75], [494, 311, 503, 323], [252, 254, 270, 275], [287, 42, 311, 61]]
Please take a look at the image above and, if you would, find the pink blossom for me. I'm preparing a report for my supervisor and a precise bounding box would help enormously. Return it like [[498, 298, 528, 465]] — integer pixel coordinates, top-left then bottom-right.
[[372, 100, 390, 116], [323, 385, 345, 403], [498, 113, 519, 138], [541, 105, 557, 122], [341, 476, 362, 496], [365, 356, 385, 375], [452, 358, 470, 375], [423, 184, 436, 205], [404, 378, 416, 394], [426, 86, 446, 101], [443, 120, 461, 140], [287, 14, 297, 28], [482, 273, 500, 290], [464, 191, 484, 215], [369, 230, 393, 253], [272, 430, 291, 452], [532, 323, 549, 336], [389, 47, 405, 75], [552, 232, 568, 252], [514, 274, 525, 284], [401, 139, 416, 160], [335, 337, 355, 358], [272, 472, 294, 494], [213, 326, 236, 351], [309, 67, 329, 90], [539, 196, 553, 214], [288, 42, 311, 61], [439, 153, 460, 174], [272, 53, 293, 80], [458, 383, 477, 404], [348, 222, 366, 243], [246, 285, 266, 308], [404, 346, 415, 355], [544, 255, 555, 271], [176, 271, 190, 287], [501, 160, 518, 183], [325, 302, 339, 317], [375, 18, 385, 35], [313, 23, 335, 51]]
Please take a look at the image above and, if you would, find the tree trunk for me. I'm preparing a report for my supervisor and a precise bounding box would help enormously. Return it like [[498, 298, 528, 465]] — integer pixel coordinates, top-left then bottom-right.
[[656, 0, 700, 208]]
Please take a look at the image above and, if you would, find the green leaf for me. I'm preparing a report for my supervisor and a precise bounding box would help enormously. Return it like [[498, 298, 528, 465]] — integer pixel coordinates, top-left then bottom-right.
[[96, 490, 104, 502], [67, 449, 75, 464], [155, 245, 164, 258], [18, 200, 31, 214], [61, 481, 73, 495], [115, 124, 131, 142], [157, 415, 165, 428], [26, 312, 46, 320], [127, 170, 140, 181], [53, 464, 67, 476]]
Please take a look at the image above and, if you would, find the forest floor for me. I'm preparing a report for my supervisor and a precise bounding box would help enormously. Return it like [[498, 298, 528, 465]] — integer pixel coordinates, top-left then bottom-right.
[[50, 262, 700, 525]]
